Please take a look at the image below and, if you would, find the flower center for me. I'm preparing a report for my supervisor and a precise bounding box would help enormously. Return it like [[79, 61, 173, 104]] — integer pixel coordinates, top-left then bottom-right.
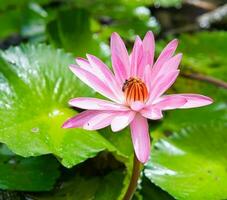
[[122, 77, 148, 104]]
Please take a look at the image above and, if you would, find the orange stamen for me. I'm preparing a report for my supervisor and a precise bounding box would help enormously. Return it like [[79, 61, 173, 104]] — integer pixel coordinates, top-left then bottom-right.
[[122, 77, 148, 104]]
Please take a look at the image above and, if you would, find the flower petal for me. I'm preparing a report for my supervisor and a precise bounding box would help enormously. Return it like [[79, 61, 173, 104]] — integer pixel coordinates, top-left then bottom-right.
[[75, 57, 91, 71], [111, 111, 135, 132], [86, 54, 124, 102], [143, 64, 152, 92], [154, 53, 182, 78], [130, 114, 150, 163], [130, 36, 143, 77], [170, 94, 213, 108], [148, 70, 180, 103], [69, 65, 118, 102], [153, 95, 187, 110], [142, 31, 155, 67], [140, 107, 163, 120], [62, 110, 117, 130], [151, 39, 178, 79], [111, 32, 130, 84], [69, 97, 129, 111], [130, 101, 145, 111]]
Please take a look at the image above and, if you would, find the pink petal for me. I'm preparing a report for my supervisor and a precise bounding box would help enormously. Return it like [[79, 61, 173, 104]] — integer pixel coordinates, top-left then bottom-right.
[[140, 107, 163, 120], [111, 111, 136, 132], [76, 55, 124, 103], [143, 64, 152, 92], [75, 57, 91, 71], [69, 66, 118, 102], [86, 54, 124, 102], [153, 95, 187, 110], [62, 110, 117, 130], [130, 36, 143, 77], [130, 101, 145, 111], [148, 70, 180, 103], [171, 94, 213, 108], [130, 114, 150, 163], [154, 53, 182, 78], [86, 54, 113, 80], [151, 39, 178, 78], [142, 31, 155, 67], [69, 97, 129, 111], [111, 32, 130, 84], [154, 39, 178, 68], [134, 31, 155, 79]]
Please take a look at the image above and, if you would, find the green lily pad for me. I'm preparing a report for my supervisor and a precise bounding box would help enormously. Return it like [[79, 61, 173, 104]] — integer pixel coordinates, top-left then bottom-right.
[[32, 170, 124, 200], [47, 8, 99, 57], [140, 177, 175, 200], [0, 44, 129, 168], [178, 32, 227, 81], [145, 122, 227, 200], [0, 144, 60, 191]]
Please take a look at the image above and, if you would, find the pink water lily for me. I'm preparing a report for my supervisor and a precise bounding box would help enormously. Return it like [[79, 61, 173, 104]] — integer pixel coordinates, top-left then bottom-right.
[[62, 31, 213, 163]]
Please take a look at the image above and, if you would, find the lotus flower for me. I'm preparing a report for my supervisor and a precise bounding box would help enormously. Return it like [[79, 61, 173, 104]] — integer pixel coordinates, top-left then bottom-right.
[[62, 31, 213, 163]]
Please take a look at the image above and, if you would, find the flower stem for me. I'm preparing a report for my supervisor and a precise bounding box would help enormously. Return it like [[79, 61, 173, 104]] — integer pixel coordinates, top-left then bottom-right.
[[123, 153, 142, 200], [181, 72, 227, 89]]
